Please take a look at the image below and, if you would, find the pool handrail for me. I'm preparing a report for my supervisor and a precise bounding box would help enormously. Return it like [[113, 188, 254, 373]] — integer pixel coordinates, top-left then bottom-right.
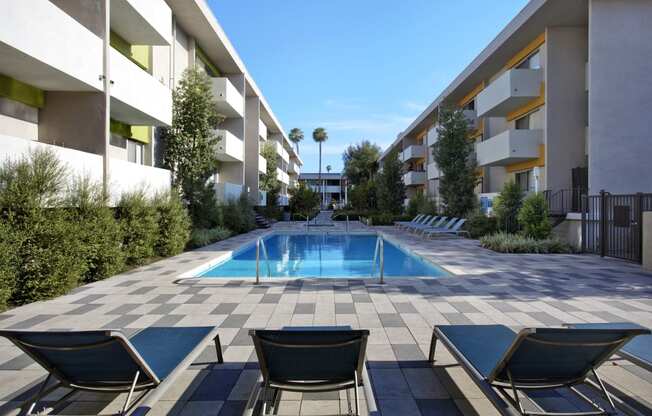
[[372, 236, 385, 284], [255, 238, 272, 284]]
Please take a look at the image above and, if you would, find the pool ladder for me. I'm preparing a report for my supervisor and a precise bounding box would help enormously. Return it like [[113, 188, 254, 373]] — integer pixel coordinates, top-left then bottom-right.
[[372, 236, 385, 284], [255, 238, 272, 284]]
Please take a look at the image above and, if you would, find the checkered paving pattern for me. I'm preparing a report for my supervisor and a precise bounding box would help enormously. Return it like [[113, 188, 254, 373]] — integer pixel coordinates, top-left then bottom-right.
[[0, 223, 651, 415]]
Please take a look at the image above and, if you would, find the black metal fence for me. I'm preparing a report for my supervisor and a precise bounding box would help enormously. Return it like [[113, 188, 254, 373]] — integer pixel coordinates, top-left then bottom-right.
[[581, 191, 652, 263], [544, 188, 585, 216]]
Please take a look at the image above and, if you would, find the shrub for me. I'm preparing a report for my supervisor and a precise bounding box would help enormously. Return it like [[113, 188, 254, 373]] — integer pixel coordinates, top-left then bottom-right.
[[349, 181, 377, 211], [66, 177, 125, 283], [493, 181, 523, 233], [221, 194, 256, 234], [480, 232, 572, 254], [154, 191, 191, 257], [116, 191, 159, 266], [187, 227, 232, 249], [406, 194, 437, 217], [464, 211, 498, 239], [518, 193, 552, 240], [289, 183, 320, 217], [258, 206, 283, 221], [367, 213, 412, 226], [0, 219, 17, 311]]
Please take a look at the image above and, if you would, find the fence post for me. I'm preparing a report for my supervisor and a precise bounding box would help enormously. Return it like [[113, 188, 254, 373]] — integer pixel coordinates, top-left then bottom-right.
[[599, 190, 607, 258], [636, 192, 644, 264], [581, 194, 587, 253]]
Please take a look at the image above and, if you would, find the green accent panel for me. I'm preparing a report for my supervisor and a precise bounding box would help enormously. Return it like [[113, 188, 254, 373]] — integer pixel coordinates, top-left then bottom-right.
[[110, 119, 131, 138], [130, 126, 151, 144], [0, 74, 45, 108], [110, 31, 150, 72], [196, 47, 220, 77]]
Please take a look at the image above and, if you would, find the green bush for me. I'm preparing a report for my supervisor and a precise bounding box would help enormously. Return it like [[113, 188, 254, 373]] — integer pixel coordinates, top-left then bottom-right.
[[221, 194, 256, 234], [480, 232, 572, 254], [289, 183, 320, 217], [518, 193, 552, 240], [187, 227, 232, 249], [366, 213, 412, 226], [406, 194, 438, 217], [258, 206, 283, 221], [66, 177, 125, 283], [116, 191, 160, 266], [349, 181, 377, 211], [464, 211, 498, 239], [493, 181, 523, 233], [154, 191, 191, 257], [0, 219, 18, 311]]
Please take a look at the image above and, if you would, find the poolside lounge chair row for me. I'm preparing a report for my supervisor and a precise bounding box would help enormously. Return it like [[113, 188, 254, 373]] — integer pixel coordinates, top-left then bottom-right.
[[1, 322, 651, 416], [395, 215, 469, 238]]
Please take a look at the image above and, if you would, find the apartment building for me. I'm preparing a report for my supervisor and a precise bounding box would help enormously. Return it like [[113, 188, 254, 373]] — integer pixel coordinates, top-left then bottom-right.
[[298, 173, 348, 208], [0, 0, 300, 204], [381, 0, 652, 209]]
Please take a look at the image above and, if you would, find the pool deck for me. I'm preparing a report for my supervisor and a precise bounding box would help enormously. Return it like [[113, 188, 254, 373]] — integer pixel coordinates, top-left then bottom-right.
[[0, 220, 651, 415]]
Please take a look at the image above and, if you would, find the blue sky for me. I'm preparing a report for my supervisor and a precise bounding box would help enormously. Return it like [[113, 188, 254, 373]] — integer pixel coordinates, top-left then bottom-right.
[[208, 0, 529, 173]]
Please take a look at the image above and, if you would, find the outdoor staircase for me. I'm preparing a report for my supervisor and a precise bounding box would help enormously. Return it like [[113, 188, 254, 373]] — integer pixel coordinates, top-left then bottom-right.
[[255, 213, 271, 229]]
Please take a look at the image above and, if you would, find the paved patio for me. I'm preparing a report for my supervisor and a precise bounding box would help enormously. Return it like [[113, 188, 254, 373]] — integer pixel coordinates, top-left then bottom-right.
[[0, 222, 651, 415]]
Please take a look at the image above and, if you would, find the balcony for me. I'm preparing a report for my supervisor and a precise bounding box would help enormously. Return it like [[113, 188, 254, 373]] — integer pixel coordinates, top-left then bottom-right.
[[400, 144, 426, 162], [403, 171, 426, 186], [259, 120, 267, 140], [214, 182, 243, 202], [110, 47, 172, 125], [463, 110, 480, 131], [274, 140, 289, 164], [476, 68, 542, 118], [110, 0, 171, 45], [427, 162, 440, 180], [288, 160, 299, 175], [277, 168, 290, 185], [258, 154, 267, 174], [427, 126, 439, 147], [0, 1, 102, 92], [214, 129, 244, 162], [475, 129, 543, 166], [211, 78, 244, 118]]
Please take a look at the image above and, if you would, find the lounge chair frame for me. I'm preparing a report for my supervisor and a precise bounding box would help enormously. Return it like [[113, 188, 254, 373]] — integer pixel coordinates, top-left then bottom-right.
[[246, 329, 374, 416], [429, 326, 647, 416], [2, 329, 223, 416]]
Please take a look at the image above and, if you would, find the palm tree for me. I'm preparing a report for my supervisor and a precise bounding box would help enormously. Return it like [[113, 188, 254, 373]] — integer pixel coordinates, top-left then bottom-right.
[[326, 165, 332, 173], [312, 127, 328, 208], [288, 128, 304, 154]]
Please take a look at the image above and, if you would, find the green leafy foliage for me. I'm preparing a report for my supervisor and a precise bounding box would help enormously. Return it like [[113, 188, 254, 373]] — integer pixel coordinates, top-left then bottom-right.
[[518, 193, 552, 240], [154, 191, 191, 257], [342, 140, 381, 185], [221, 194, 256, 234], [0, 219, 17, 311], [493, 181, 524, 233], [432, 107, 479, 217], [366, 213, 412, 226], [376, 150, 405, 215], [116, 191, 160, 266], [289, 128, 304, 154], [260, 142, 280, 207], [66, 177, 125, 283], [480, 232, 572, 254], [349, 181, 377, 211], [406, 193, 437, 217], [161, 67, 223, 228], [187, 227, 232, 249], [289, 182, 320, 217], [464, 210, 498, 239]]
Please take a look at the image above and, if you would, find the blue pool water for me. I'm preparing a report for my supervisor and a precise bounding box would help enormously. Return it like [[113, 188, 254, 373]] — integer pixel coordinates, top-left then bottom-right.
[[199, 233, 446, 278]]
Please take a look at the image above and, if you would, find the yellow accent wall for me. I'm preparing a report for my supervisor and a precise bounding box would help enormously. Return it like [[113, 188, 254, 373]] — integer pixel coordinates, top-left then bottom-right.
[[110, 31, 151, 72], [504, 33, 546, 69], [468, 119, 485, 139], [458, 81, 485, 107], [507, 83, 546, 121], [506, 144, 545, 172], [0, 74, 44, 108]]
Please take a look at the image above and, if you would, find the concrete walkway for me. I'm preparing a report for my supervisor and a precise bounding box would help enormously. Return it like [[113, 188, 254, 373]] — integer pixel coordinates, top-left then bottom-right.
[[0, 224, 650, 415]]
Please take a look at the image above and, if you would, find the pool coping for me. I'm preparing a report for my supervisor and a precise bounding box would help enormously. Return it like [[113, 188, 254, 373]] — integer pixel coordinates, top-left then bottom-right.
[[175, 229, 453, 283]]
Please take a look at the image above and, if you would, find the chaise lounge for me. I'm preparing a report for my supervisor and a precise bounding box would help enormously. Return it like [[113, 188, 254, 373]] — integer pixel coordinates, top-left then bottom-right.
[[394, 214, 424, 229], [0, 327, 223, 416], [244, 327, 376, 416], [423, 218, 468, 238], [428, 324, 650, 416]]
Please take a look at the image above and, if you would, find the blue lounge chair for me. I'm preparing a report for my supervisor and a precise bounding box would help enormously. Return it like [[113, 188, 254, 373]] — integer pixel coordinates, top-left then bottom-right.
[[410, 216, 447, 234], [245, 328, 376, 416], [0, 327, 223, 416], [424, 218, 468, 238], [419, 217, 458, 236], [394, 214, 424, 229], [406, 215, 440, 232], [429, 324, 650, 416]]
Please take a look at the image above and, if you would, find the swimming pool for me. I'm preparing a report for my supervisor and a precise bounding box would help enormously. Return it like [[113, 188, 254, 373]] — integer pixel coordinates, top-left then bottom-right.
[[198, 233, 446, 278]]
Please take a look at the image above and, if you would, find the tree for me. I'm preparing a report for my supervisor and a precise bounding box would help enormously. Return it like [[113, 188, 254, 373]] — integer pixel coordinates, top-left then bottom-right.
[[326, 165, 332, 173], [161, 68, 224, 227], [289, 128, 304, 154], [342, 140, 381, 185], [493, 181, 524, 233], [432, 107, 479, 217], [260, 142, 280, 207], [376, 150, 405, 214], [312, 127, 328, 207], [518, 192, 551, 239], [289, 182, 320, 217]]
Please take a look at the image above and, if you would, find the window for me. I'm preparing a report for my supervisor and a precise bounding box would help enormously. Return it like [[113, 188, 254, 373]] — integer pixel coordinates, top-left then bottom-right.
[[515, 115, 530, 130], [127, 140, 144, 165], [515, 170, 531, 192], [515, 109, 542, 130], [516, 50, 541, 70], [463, 99, 475, 111]]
